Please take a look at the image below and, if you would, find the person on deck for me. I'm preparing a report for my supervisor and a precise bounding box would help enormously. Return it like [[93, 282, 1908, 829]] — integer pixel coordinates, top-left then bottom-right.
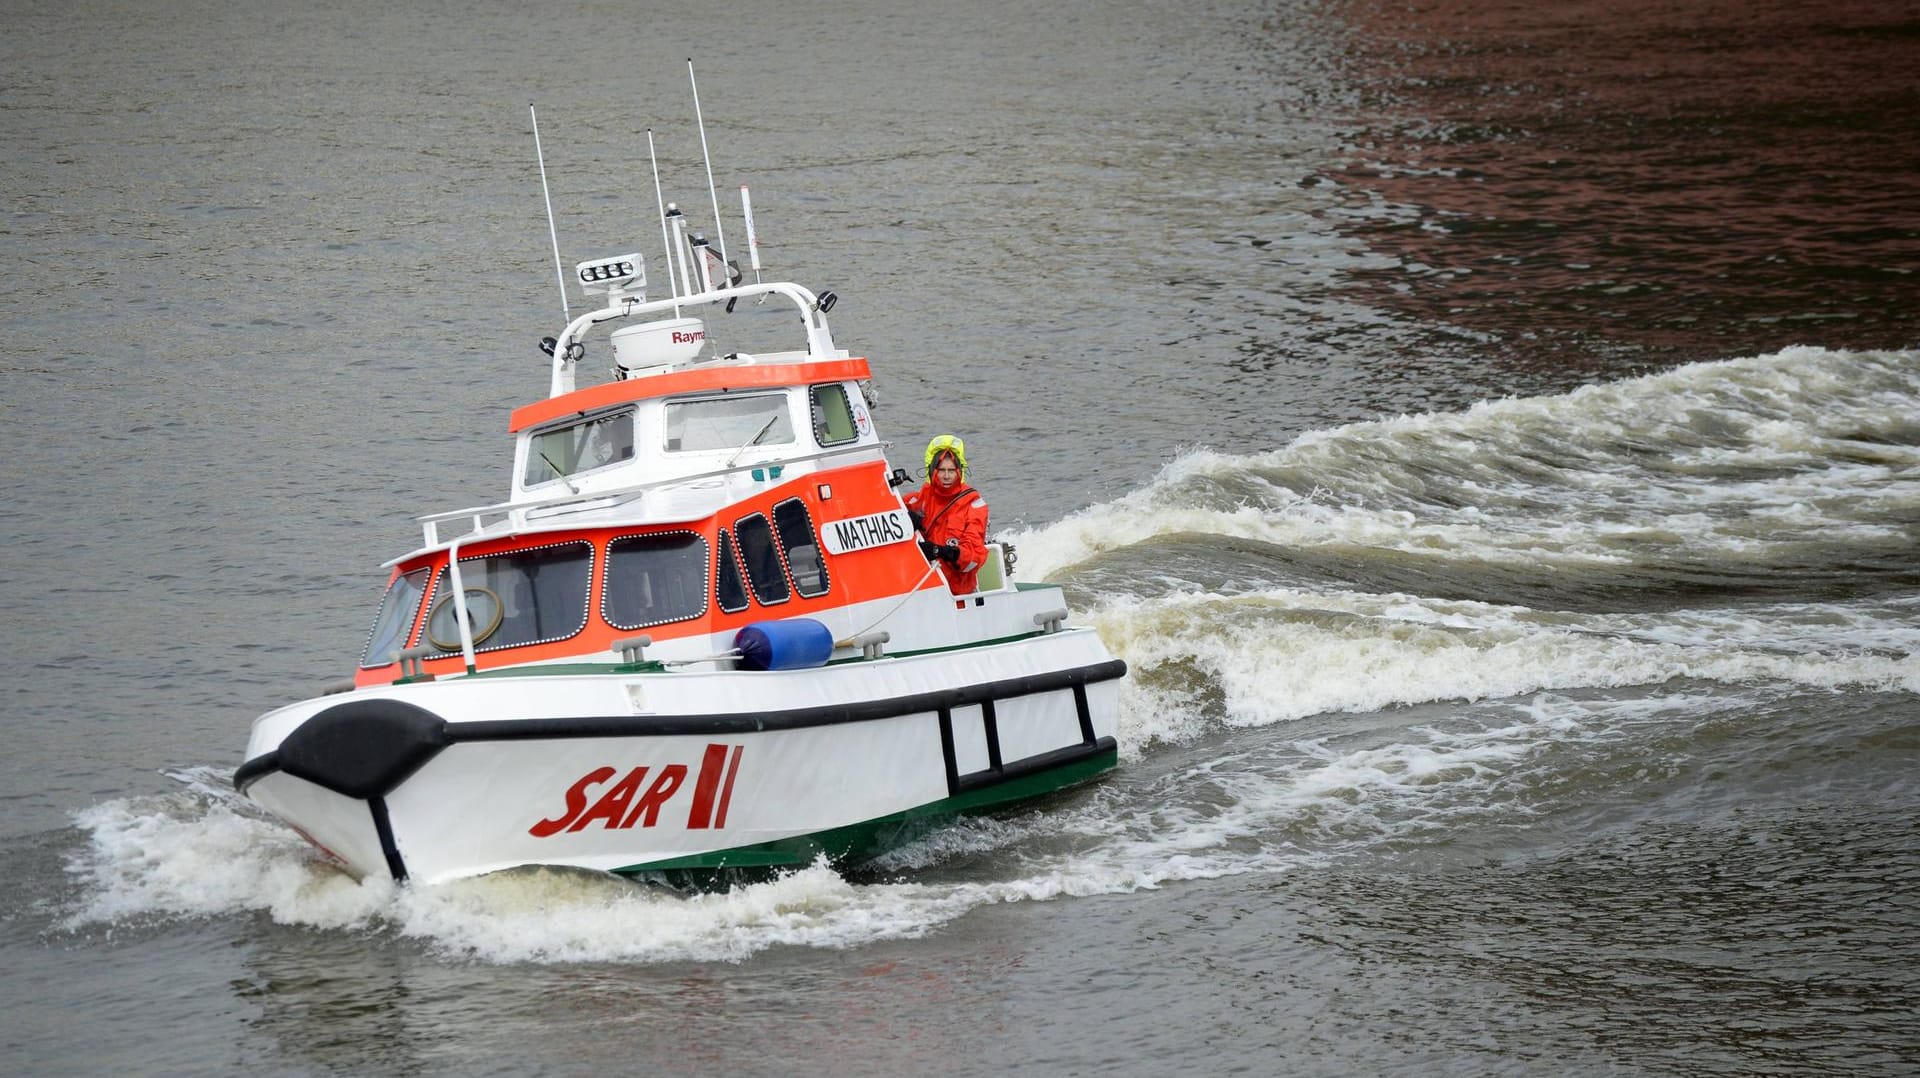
[[905, 434, 989, 595]]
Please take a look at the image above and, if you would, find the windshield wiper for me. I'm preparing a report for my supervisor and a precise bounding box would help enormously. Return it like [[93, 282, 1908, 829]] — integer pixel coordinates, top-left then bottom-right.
[[540, 451, 580, 494], [727, 415, 781, 467]]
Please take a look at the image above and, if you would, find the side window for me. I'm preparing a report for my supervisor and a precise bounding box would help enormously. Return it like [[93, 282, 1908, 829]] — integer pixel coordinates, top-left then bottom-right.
[[423, 542, 593, 653], [604, 532, 709, 630], [733, 514, 791, 605], [772, 498, 830, 598], [810, 383, 858, 446], [715, 530, 750, 613], [361, 566, 431, 668]]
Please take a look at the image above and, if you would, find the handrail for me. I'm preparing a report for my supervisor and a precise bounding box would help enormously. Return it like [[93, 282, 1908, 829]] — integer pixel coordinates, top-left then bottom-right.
[[549, 280, 836, 397], [399, 440, 891, 557]]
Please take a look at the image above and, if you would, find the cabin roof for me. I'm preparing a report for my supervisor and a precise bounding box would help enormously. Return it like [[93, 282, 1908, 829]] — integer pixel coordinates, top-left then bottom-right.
[[509, 357, 872, 433]]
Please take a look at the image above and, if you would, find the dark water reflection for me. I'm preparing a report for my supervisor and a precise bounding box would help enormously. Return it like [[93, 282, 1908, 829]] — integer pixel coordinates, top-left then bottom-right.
[[1325, 0, 1920, 373]]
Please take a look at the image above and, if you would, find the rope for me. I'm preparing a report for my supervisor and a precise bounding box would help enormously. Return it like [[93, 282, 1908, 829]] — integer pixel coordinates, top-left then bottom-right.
[[836, 557, 944, 647]]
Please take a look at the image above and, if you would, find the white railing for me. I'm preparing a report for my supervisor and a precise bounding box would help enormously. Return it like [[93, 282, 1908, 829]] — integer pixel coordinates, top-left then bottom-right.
[[548, 280, 838, 398], [401, 441, 891, 556]]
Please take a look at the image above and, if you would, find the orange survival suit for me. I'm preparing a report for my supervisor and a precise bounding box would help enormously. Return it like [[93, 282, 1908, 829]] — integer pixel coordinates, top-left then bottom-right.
[[905, 446, 989, 595]]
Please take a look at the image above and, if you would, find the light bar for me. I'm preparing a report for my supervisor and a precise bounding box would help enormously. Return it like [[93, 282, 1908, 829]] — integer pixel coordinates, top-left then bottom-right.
[[574, 252, 645, 293]]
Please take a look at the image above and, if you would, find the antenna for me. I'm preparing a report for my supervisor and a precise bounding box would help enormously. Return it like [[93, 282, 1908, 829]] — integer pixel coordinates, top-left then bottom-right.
[[687, 59, 733, 281], [529, 103, 570, 322], [646, 129, 681, 313]]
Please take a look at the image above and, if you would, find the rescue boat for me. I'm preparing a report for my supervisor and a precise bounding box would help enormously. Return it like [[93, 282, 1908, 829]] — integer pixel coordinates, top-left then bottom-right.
[[232, 98, 1125, 886]]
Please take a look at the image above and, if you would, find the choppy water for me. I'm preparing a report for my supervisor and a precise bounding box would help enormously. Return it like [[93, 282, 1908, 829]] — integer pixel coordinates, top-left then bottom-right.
[[5, 1, 1919, 1075]]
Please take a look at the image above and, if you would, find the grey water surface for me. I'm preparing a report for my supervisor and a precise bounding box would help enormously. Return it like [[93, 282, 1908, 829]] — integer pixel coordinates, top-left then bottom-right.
[[4, 0, 1919, 1075]]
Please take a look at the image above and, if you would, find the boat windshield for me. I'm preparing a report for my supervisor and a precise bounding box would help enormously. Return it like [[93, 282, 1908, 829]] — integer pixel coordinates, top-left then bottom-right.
[[525, 410, 635, 487], [664, 393, 793, 453], [360, 566, 431, 668]]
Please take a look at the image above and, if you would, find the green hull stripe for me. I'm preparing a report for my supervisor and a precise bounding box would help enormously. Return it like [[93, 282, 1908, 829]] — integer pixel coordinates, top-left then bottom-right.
[[437, 605, 1082, 683], [614, 746, 1118, 875], [445, 626, 1066, 681]]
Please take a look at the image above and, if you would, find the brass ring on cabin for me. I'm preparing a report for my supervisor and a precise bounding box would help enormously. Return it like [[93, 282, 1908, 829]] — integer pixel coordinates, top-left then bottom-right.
[[424, 586, 504, 650]]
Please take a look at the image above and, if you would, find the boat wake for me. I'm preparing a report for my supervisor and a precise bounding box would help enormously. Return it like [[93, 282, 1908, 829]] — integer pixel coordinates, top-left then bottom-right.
[[1083, 585, 1920, 754], [61, 772, 1265, 964], [61, 346, 1920, 963], [1018, 344, 1920, 753], [1019, 345, 1920, 609]]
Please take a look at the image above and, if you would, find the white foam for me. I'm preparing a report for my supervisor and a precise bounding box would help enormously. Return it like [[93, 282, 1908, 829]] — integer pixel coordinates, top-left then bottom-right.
[[1083, 586, 1920, 754], [1011, 347, 1920, 581], [996, 347, 1920, 754], [59, 788, 1287, 964], [64, 794, 392, 932]]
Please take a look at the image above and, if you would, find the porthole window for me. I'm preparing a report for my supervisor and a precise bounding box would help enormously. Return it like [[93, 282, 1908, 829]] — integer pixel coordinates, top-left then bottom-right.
[[421, 541, 593, 654], [604, 532, 710, 630], [734, 514, 791, 605], [424, 587, 504, 650], [772, 498, 830, 598]]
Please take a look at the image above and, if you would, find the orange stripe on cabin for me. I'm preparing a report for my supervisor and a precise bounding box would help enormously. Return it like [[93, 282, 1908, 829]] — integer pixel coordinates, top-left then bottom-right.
[[509, 358, 873, 432]]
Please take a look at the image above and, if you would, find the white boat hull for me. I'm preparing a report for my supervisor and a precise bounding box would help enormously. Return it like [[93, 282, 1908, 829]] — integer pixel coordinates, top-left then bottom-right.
[[237, 629, 1123, 884]]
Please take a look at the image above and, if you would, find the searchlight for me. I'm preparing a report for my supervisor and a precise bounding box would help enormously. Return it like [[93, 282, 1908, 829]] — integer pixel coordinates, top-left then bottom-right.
[[574, 252, 646, 300]]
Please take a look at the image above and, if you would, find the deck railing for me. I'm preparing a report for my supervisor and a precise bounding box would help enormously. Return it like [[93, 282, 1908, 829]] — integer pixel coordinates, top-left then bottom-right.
[[406, 441, 891, 553]]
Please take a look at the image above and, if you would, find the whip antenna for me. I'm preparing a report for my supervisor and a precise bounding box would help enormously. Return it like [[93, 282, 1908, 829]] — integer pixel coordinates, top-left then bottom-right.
[[647, 128, 681, 313], [688, 59, 732, 283], [530, 103, 570, 321]]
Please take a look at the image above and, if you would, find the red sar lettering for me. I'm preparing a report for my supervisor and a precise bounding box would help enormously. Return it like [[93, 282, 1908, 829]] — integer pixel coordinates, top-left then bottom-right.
[[529, 744, 743, 837]]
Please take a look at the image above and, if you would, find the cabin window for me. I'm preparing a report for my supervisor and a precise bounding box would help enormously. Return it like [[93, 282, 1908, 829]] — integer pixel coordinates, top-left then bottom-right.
[[525, 410, 635, 487], [604, 532, 709, 630], [664, 393, 793, 453], [810, 383, 858, 446], [715, 530, 750, 614], [733, 514, 791, 605], [423, 541, 593, 653], [772, 498, 830, 597], [360, 566, 431, 668]]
